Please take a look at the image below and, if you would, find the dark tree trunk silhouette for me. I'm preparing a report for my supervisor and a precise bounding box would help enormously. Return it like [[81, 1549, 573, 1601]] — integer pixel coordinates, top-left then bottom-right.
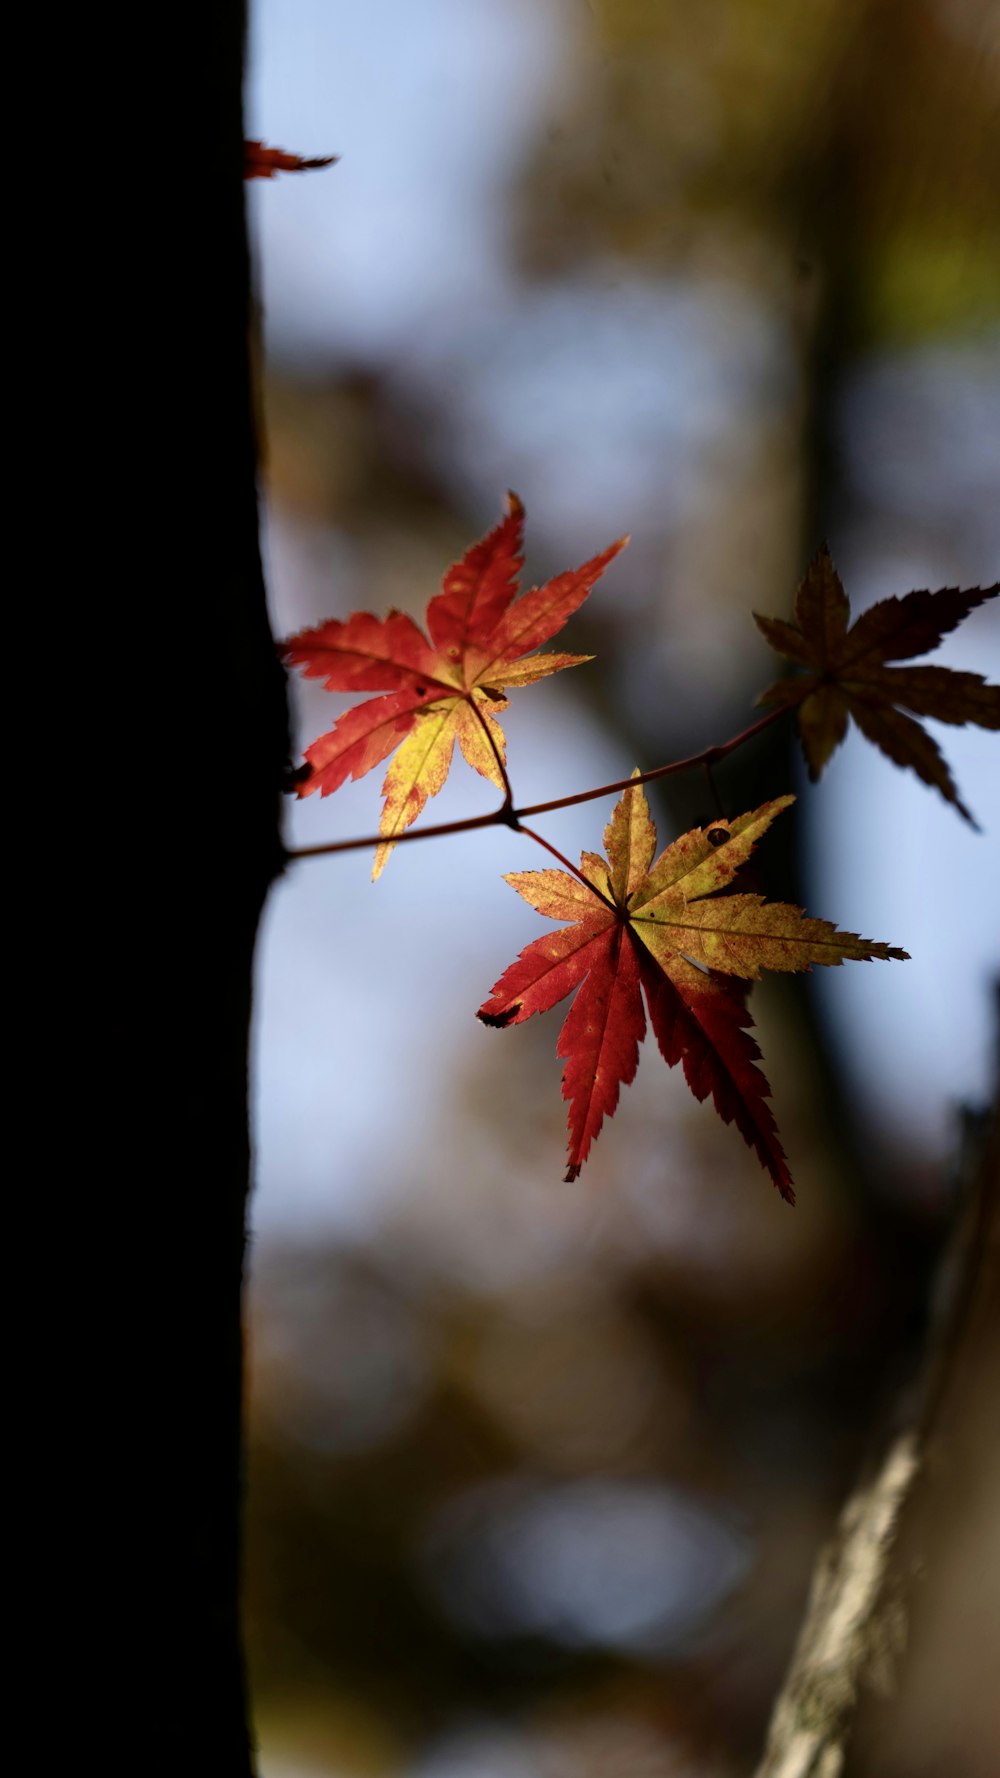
[[183, 10, 288, 1764], [92, 7, 289, 1766]]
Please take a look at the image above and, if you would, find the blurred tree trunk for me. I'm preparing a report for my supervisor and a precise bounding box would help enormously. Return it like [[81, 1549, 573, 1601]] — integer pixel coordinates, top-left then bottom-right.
[[754, 1070, 999, 1778]]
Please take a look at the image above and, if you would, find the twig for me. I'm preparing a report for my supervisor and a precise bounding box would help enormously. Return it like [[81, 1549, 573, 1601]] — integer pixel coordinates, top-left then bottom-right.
[[510, 705, 787, 819], [290, 808, 500, 860], [286, 703, 789, 864]]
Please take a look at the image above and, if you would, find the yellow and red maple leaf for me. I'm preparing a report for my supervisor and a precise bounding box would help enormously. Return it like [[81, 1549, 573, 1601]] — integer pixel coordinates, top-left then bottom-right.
[[282, 495, 627, 876], [478, 779, 907, 1197], [754, 549, 1000, 824]]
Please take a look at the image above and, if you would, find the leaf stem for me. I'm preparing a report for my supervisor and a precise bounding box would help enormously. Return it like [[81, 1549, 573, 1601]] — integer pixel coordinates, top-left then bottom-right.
[[285, 702, 789, 863], [513, 821, 616, 908], [703, 759, 726, 819]]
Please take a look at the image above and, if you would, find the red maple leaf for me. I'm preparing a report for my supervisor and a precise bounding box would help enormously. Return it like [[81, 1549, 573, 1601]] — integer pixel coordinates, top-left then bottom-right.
[[478, 780, 907, 1197], [755, 549, 1000, 823], [282, 495, 627, 876], [244, 141, 338, 180]]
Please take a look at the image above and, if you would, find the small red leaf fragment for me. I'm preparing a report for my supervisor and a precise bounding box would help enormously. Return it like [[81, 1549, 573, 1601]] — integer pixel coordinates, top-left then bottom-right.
[[244, 141, 339, 179]]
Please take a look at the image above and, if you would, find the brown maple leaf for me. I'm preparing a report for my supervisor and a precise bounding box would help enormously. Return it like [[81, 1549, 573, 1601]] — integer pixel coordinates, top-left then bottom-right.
[[754, 549, 999, 824], [478, 779, 907, 1197]]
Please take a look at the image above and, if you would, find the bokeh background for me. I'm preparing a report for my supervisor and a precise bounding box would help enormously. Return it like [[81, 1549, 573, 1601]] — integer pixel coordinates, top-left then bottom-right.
[[243, 4, 999, 1774]]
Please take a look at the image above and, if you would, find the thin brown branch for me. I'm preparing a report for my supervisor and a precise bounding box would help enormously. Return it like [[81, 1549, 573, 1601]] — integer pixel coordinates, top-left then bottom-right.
[[512, 704, 788, 819], [286, 703, 791, 863], [290, 808, 502, 859]]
